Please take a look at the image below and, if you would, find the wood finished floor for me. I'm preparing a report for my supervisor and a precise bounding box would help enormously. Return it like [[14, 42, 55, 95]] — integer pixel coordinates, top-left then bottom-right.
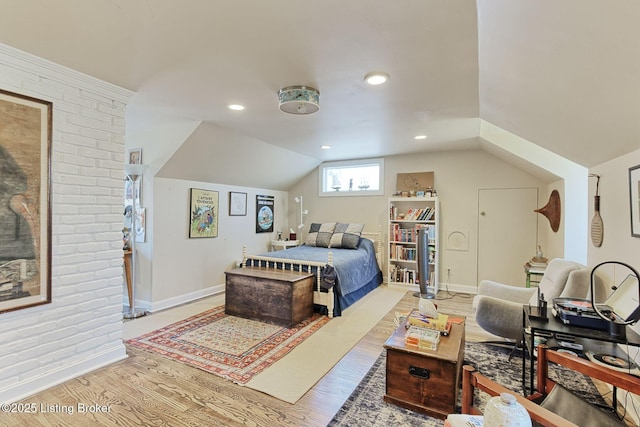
[[4, 288, 637, 426]]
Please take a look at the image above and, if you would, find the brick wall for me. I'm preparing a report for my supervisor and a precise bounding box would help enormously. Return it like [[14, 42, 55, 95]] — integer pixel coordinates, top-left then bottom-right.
[[0, 44, 132, 402]]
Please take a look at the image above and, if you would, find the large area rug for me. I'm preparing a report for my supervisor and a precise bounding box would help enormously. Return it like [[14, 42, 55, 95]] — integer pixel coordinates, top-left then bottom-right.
[[126, 286, 406, 403], [126, 305, 330, 384], [329, 342, 609, 426]]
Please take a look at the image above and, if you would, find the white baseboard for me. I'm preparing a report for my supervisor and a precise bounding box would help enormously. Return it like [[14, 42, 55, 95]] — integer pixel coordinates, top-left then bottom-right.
[[438, 282, 478, 295], [0, 343, 127, 404], [140, 284, 226, 313]]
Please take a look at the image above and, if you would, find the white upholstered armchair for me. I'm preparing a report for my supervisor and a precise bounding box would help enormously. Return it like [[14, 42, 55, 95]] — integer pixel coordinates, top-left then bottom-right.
[[473, 258, 608, 344]]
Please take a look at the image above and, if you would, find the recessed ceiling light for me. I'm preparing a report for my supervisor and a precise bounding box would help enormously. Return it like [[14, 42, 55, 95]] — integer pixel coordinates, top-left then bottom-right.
[[414, 135, 428, 140], [364, 72, 389, 86], [321, 145, 331, 150], [227, 104, 245, 111]]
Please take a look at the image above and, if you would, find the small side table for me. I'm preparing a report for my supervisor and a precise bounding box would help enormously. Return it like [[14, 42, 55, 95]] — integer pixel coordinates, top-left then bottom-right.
[[525, 265, 546, 288], [271, 240, 300, 251]]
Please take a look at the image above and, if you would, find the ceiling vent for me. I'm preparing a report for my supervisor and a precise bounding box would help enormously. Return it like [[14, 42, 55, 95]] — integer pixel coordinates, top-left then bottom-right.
[[278, 86, 319, 115]]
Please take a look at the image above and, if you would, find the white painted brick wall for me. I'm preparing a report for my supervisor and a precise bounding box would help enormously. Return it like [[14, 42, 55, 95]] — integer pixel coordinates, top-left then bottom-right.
[[0, 44, 133, 403]]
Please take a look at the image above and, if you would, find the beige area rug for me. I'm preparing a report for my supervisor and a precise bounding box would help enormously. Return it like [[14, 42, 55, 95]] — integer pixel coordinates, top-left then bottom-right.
[[244, 286, 406, 403]]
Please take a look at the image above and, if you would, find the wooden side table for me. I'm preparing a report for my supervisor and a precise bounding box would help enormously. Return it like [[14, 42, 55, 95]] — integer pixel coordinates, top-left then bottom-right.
[[525, 265, 546, 287], [271, 240, 299, 251]]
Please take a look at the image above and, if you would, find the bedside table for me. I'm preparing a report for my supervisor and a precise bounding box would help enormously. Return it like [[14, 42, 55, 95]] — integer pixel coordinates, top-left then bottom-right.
[[271, 240, 300, 251]]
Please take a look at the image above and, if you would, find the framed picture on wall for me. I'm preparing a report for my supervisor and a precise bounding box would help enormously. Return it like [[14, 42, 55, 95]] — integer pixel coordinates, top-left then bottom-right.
[[629, 164, 640, 237], [128, 148, 142, 164], [0, 89, 52, 313], [189, 188, 219, 238], [229, 191, 247, 216], [256, 194, 274, 233]]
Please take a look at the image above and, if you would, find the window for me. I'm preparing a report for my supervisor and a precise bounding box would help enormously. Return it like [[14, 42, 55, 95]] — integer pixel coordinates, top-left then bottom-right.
[[319, 158, 384, 197]]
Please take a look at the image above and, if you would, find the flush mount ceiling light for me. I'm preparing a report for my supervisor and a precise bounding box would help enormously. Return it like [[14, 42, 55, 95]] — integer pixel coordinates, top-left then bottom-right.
[[278, 86, 320, 115], [227, 104, 245, 111], [364, 72, 389, 85], [414, 135, 428, 140]]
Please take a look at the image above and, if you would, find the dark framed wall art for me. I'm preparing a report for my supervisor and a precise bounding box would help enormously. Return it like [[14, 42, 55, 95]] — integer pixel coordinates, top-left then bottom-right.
[[629, 164, 640, 237], [189, 188, 219, 238], [0, 89, 52, 313], [255, 194, 274, 233]]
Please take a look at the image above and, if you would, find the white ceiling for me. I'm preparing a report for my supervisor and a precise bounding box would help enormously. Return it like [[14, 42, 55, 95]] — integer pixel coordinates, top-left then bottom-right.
[[1, 0, 638, 175]]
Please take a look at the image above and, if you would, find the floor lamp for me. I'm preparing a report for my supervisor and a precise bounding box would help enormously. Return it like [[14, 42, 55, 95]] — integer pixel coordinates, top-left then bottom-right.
[[294, 196, 308, 230], [124, 163, 148, 319]]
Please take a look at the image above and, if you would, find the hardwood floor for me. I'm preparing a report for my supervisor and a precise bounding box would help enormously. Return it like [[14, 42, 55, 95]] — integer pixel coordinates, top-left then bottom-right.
[[5, 288, 635, 426]]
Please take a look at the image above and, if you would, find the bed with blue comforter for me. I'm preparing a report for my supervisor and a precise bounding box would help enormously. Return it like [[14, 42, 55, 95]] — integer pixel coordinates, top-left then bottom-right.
[[243, 232, 382, 317]]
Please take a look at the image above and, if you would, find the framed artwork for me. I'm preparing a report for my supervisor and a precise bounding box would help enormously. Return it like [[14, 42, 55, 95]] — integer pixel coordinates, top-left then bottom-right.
[[189, 188, 219, 238], [128, 148, 142, 165], [0, 89, 52, 313], [135, 207, 146, 242], [229, 191, 247, 216], [629, 165, 640, 237], [256, 195, 274, 233]]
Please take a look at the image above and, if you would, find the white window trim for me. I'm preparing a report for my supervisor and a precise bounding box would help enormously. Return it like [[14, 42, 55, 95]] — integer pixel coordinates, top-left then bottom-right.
[[318, 158, 385, 197]]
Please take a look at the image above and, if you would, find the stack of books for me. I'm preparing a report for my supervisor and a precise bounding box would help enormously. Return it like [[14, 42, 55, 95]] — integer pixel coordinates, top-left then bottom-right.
[[405, 325, 440, 350], [525, 255, 548, 271], [407, 310, 451, 335]]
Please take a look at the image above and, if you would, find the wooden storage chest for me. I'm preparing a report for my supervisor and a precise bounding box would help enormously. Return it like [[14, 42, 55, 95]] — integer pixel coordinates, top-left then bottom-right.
[[383, 311, 466, 419], [224, 267, 314, 327]]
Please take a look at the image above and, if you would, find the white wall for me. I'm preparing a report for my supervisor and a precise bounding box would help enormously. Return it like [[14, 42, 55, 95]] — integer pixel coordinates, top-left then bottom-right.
[[288, 149, 552, 293], [0, 44, 131, 402], [146, 178, 289, 311], [587, 149, 640, 424]]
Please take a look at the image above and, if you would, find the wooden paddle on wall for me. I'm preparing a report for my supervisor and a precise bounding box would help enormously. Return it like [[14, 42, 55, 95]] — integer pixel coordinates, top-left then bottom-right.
[[590, 174, 603, 247]]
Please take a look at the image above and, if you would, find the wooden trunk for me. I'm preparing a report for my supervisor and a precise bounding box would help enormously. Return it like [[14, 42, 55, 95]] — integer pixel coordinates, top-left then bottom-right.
[[383, 311, 466, 419], [224, 267, 314, 327]]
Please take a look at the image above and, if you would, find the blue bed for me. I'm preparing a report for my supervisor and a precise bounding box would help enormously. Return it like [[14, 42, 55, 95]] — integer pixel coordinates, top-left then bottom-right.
[[242, 233, 383, 317]]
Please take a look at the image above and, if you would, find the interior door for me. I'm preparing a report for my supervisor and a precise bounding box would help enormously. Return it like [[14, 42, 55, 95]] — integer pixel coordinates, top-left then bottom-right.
[[478, 188, 538, 286]]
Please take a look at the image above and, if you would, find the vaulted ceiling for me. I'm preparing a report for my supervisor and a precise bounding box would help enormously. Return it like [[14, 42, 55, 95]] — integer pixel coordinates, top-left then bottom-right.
[[1, 1, 638, 184]]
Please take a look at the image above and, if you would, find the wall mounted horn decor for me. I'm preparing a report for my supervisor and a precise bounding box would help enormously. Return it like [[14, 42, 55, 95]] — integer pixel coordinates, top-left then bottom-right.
[[535, 190, 561, 232]]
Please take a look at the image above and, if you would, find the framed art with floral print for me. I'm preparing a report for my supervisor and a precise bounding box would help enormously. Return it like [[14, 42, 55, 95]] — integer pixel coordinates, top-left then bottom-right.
[[0, 89, 52, 313]]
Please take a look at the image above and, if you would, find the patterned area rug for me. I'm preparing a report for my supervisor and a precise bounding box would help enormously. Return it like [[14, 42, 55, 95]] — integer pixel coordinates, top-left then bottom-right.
[[125, 305, 330, 384], [329, 342, 608, 426]]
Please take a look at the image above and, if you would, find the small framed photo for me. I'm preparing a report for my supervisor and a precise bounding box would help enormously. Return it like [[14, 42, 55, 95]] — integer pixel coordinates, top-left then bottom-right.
[[128, 148, 142, 164], [229, 191, 247, 216], [629, 165, 640, 237]]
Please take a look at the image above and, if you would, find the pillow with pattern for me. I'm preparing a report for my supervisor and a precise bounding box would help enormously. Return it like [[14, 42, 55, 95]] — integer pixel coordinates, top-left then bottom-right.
[[329, 223, 364, 249], [305, 222, 336, 247]]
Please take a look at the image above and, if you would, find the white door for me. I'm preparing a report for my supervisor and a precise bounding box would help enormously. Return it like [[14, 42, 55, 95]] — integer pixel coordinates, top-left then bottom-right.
[[478, 188, 538, 286]]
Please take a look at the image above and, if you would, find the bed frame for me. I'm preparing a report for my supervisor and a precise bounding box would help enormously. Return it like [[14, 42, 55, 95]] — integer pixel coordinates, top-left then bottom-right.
[[241, 227, 383, 318]]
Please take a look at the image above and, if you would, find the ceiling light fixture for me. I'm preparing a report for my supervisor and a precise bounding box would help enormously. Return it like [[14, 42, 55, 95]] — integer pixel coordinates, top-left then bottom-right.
[[414, 135, 428, 140], [278, 86, 320, 115], [321, 145, 331, 150], [364, 72, 389, 85], [227, 104, 245, 111]]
